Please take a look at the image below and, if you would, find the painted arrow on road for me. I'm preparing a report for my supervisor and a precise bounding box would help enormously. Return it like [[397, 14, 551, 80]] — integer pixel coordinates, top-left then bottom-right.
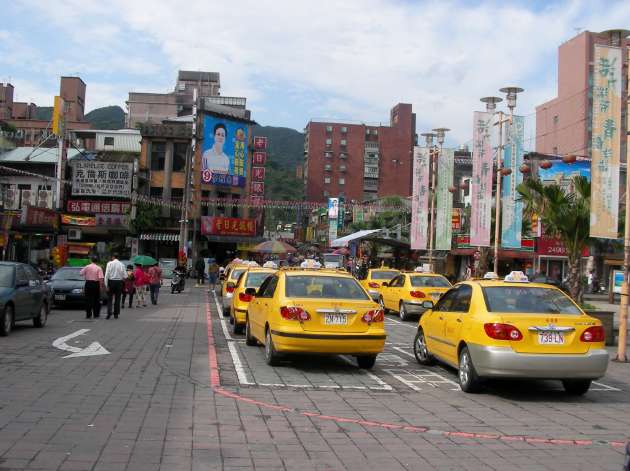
[[52, 329, 110, 358]]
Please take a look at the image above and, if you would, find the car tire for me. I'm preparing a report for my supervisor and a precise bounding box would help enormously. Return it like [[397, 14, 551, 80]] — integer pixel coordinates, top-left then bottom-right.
[[0, 305, 13, 336], [357, 355, 377, 369], [233, 319, 244, 335], [413, 329, 435, 365], [245, 317, 257, 346], [399, 302, 410, 321], [223, 307, 231, 318], [562, 379, 592, 395], [264, 328, 280, 366], [458, 346, 482, 393], [33, 303, 48, 328]]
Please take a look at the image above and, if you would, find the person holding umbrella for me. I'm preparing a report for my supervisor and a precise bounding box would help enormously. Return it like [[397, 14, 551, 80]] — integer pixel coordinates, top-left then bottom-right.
[[133, 264, 148, 307]]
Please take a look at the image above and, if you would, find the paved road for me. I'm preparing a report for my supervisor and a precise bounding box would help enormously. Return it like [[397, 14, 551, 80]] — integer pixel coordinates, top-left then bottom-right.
[[0, 284, 629, 470]]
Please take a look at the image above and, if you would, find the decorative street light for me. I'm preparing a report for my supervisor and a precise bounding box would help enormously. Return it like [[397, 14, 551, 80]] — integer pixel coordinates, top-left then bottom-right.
[[428, 128, 449, 271]]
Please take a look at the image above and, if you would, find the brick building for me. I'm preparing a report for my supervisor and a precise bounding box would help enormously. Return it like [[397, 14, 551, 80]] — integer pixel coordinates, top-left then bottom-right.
[[303, 103, 416, 202]]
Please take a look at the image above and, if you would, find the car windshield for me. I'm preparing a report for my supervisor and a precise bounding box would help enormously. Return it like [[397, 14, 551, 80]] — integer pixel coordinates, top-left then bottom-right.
[[0, 266, 14, 287], [52, 268, 84, 281], [286, 275, 369, 300], [482, 286, 581, 315], [411, 276, 450, 287], [245, 272, 273, 288], [231, 269, 246, 280], [371, 271, 399, 280]]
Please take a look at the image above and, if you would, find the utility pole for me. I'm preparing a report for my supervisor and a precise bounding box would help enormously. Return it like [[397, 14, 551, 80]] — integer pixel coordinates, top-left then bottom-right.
[[179, 89, 198, 257]]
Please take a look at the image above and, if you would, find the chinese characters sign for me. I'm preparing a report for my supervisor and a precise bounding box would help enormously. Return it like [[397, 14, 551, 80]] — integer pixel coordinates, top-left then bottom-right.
[[67, 200, 131, 214], [435, 148, 454, 250], [71, 161, 132, 197], [201, 115, 248, 188], [253, 136, 268, 150], [252, 166, 265, 181], [501, 115, 524, 249], [252, 152, 267, 166], [21, 206, 58, 228], [410, 146, 430, 250], [470, 111, 493, 246], [200, 217, 256, 236], [590, 44, 621, 239]]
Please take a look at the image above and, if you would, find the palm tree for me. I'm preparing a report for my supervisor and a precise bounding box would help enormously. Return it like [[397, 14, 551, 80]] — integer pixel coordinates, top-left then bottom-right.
[[517, 175, 590, 301]]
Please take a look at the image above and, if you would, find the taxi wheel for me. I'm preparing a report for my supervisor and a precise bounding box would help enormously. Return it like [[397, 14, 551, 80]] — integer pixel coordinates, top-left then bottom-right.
[[413, 329, 435, 365], [233, 319, 244, 335], [223, 307, 231, 318], [458, 346, 482, 393], [357, 355, 377, 369], [399, 302, 411, 321], [245, 317, 257, 346], [562, 379, 592, 395], [264, 329, 280, 366]]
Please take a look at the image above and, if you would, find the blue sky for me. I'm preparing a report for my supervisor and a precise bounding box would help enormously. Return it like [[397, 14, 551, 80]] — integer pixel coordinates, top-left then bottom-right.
[[2, 0, 629, 147]]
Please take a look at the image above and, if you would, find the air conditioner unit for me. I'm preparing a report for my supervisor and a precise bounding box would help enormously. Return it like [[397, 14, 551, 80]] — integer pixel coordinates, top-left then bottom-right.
[[21, 189, 35, 208], [4, 187, 18, 210], [37, 190, 53, 209], [68, 228, 82, 240]]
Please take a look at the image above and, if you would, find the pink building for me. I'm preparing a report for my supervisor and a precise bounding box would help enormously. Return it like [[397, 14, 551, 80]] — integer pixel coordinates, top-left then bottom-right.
[[536, 30, 630, 157]]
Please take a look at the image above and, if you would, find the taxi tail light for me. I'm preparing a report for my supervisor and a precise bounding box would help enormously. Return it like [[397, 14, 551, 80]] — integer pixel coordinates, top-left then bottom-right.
[[238, 292, 253, 302], [580, 326, 605, 342], [280, 306, 310, 321], [362, 309, 384, 323], [368, 282, 380, 289], [484, 323, 523, 341], [226, 285, 235, 293], [409, 290, 425, 298]]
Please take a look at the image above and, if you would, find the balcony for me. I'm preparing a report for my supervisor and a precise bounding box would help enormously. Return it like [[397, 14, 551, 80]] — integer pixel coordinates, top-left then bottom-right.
[[339, 165, 347, 172], [339, 153, 347, 159], [363, 179, 378, 191]]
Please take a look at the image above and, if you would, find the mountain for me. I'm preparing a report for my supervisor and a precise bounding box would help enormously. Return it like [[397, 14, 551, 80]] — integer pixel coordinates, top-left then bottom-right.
[[85, 106, 126, 129]]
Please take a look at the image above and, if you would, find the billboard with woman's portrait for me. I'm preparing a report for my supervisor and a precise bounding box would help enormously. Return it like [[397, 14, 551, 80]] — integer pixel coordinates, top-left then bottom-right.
[[201, 115, 248, 187]]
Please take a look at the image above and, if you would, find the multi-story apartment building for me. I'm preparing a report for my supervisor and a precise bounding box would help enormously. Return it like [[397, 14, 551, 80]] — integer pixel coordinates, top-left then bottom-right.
[[303, 103, 416, 202]]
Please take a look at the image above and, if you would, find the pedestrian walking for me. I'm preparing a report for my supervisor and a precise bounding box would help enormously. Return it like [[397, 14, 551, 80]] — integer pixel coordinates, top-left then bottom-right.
[[148, 263, 162, 305], [195, 257, 206, 284], [104, 253, 126, 319], [133, 264, 148, 307], [121, 265, 135, 309], [80, 255, 104, 319], [207, 258, 219, 292]]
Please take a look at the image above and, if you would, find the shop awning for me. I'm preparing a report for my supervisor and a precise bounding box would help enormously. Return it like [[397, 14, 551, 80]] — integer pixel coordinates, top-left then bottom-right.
[[331, 229, 382, 247], [139, 233, 180, 242]]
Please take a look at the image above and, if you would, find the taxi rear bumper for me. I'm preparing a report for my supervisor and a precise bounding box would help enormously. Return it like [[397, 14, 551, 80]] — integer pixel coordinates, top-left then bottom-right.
[[270, 329, 386, 355], [402, 300, 426, 315], [468, 343, 609, 379], [233, 307, 247, 324]]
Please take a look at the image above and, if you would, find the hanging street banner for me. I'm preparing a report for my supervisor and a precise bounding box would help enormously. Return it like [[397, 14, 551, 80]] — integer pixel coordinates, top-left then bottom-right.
[[71, 161, 133, 197], [201, 115, 248, 188], [410, 146, 430, 250], [590, 44, 622, 239], [327, 197, 339, 247], [501, 115, 525, 249], [470, 111, 493, 247], [435, 148, 454, 250]]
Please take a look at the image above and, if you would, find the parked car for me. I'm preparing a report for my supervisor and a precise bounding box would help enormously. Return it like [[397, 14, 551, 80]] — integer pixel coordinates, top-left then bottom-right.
[[48, 266, 107, 308], [0, 262, 50, 336]]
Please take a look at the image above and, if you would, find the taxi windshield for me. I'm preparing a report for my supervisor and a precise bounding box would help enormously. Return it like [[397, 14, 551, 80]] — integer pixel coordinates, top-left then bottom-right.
[[371, 271, 399, 280], [286, 275, 370, 300], [482, 286, 581, 315], [411, 276, 450, 287], [231, 269, 246, 280], [245, 272, 273, 288]]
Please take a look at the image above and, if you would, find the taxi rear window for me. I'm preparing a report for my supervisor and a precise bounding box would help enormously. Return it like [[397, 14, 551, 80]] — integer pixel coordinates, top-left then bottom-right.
[[245, 272, 273, 288], [482, 287, 581, 315], [286, 275, 369, 300], [230, 269, 246, 280], [411, 276, 450, 287], [371, 271, 399, 280]]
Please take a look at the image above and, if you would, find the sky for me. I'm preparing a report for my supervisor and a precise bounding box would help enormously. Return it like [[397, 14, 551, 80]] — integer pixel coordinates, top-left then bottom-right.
[[2, 0, 629, 148]]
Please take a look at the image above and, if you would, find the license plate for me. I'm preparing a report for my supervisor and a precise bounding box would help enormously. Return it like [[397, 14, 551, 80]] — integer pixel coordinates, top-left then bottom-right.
[[324, 313, 347, 325], [431, 293, 441, 300], [538, 331, 564, 345], [54, 294, 66, 301]]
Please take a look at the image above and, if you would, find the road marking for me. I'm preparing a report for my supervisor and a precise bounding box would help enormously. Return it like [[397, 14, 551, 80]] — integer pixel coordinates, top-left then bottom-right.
[[340, 356, 393, 390], [385, 317, 417, 329], [376, 353, 409, 367], [212, 291, 233, 340], [227, 342, 254, 385], [52, 329, 110, 358], [589, 381, 621, 391], [385, 368, 460, 391]]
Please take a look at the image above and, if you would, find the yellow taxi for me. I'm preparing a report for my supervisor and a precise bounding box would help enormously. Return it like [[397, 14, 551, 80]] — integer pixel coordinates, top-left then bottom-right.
[[380, 271, 451, 321], [230, 267, 277, 334], [358, 268, 401, 301], [245, 267, 386, 368], [414, 272, 609, 394], [220, 262, 258, 316]]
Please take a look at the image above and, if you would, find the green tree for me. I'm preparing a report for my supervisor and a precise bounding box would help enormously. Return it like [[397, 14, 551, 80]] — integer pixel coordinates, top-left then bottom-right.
[[131, 203, 161, 234], [517, 176, 590, 301]]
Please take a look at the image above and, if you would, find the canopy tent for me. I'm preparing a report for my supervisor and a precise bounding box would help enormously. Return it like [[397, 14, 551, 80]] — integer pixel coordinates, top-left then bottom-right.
[[330, 229, 382, 248]]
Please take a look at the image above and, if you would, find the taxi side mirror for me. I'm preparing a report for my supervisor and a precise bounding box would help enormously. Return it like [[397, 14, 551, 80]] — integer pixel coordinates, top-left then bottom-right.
[[422, 300, 434, 310], [245, 287, 257, 296]]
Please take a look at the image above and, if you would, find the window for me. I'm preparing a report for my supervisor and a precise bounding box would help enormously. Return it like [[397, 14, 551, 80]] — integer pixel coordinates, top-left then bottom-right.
[[173, 142, 188, 172], [326, 138, 332, 146], [339, 153, 347, 159], [324, 164, 332, 171], [341, 126, 347, 133], [15, 266, 27, 287], [339, 165, 346, 172], [450, 285, 472, 312], [285, 275, 369, 300], [323, 190, 330, 197], [482, 286, 581, 315], [325, 152, 332, 158], [340, 139, 347, 146], [104, 136, 114, 146], [326, 125, 333, 132], [150, 187, 163, 198], [324, 176, 331, 184], [258, 276, 279, 298], [171, 188, 183, 202], [411, 276, 451, 288], [433, 288, 459, 312], [150, 142, 166, 171], [553, 115, 559, 125], [339, 177, 345, 185]]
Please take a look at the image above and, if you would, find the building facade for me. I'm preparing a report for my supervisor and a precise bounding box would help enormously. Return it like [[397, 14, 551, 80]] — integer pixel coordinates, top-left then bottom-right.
[[303, 103, 416, 202]]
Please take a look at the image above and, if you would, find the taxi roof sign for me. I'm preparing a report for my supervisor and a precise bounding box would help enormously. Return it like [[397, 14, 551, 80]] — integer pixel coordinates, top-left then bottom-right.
[[483, 272, 499, 280], [504, 271, 529, 282], [262, 261, 278, 268]]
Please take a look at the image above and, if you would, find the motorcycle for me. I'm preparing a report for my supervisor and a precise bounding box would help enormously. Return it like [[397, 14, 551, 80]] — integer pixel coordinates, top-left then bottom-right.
[[171, 271, 185, 293]]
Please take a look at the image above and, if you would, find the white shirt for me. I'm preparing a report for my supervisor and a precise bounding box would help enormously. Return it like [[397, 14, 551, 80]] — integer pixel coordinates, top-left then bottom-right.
[[104, 259, 127, 287]]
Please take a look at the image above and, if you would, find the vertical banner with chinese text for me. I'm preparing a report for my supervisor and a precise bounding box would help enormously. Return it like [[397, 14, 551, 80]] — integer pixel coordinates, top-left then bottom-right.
[[590, 45, 622, 239], [435, 148, 454, 250], [470, 111, 493, 246], [501, 115, 524, 248], [411, 146, 430, 249]]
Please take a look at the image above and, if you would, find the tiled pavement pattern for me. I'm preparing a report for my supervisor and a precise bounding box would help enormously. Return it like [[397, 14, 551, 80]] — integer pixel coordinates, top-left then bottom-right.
[[0, 285, 628, 470]]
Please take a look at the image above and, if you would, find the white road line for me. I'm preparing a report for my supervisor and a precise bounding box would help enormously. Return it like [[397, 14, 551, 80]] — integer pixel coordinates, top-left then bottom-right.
[[385, 368, 460, 391], [392, 346, 415, 358], [591, 381, 622, 391], [227, 342, 254, 385], [385, 317, 417, 329], [212, 291, 233, 340], [340, 356, 393, 391]]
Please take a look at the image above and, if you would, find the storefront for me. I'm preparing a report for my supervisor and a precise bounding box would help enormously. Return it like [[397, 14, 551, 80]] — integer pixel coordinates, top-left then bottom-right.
[[7, 206, 58, 264], [535, 236, 590, 282]]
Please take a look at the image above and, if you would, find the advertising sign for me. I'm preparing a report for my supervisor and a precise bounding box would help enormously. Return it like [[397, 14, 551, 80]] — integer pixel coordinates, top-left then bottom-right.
[[435, 148, 454, 250], [452, 208, 462, 232], [613, 270, 624, 294], [61, 214, 96, 226], [252, 167, 266, 181], [67, 200, 131, 214], [95, 214, 129, 226], [501, 115, 524, 249], [253, 136, 268, 150], [327, 198, 339, 219], [538, 160, 591, 190], [200, 217, 256, 236], [71, 161, 133, 197], [22, 206, 59, 228], [537, 236, 589, 257], [470, 111, 493, 246], [590, 44, 622, 239], [410, 146, 430, 250], [201, 115, 248, 187], [251, 181, 265, 195], [252, 152, 267, 166]]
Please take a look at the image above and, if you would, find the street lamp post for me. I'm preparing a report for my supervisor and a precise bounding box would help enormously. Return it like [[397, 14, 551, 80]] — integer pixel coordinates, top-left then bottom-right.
[[430, 128, 449, 271]]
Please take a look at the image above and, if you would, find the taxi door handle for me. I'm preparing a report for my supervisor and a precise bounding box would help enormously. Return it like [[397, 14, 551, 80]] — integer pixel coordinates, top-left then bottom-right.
[[456, 318, 462, 323], [439, 316, 443, 320]]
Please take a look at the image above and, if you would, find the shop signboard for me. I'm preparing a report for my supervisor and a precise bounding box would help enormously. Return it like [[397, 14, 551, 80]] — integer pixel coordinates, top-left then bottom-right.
[[470, 111, 493, 246], [200, 217, 256, 236], [67, 200, 131, 214], [613, 270, 624, 294], [457, 234, 534, 251], [21, 206, 59, 228], [452, 208, 462, 232], [201, 115, 248, 187], [410, 146, 430, 250], [435, 148, 454, 250], [537, 236, 589, 257], [95, 214, 129, 226], [501, 115, 525, 249], [61, 214, 96, 226], [71, 161, 133, 197]]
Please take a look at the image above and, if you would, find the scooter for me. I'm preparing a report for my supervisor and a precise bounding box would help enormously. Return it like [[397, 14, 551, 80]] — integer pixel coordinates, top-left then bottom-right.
[[171, 272, 185, 293]]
